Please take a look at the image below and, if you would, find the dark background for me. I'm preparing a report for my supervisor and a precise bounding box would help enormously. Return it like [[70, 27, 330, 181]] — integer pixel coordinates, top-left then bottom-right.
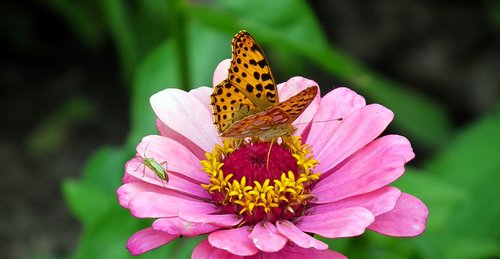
[[1, 1, 499, 258]]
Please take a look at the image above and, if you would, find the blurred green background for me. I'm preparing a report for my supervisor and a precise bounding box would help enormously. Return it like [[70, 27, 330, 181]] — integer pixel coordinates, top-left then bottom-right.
[[1, 0, 499, 258]]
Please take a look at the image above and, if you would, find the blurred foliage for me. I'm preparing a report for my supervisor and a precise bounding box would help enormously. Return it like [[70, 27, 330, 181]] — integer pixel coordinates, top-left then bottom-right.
[[26, 96, 96, 156], [37, 0, 500, 258]]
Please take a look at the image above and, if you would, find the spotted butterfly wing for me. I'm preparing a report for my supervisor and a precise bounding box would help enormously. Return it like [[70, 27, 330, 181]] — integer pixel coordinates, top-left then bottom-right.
[[211, 31, 318, 139], [211, 79, 256, 133], [221, 86, 318, 139], [211, 31, 278, 133], [228, 31, 277, 110]]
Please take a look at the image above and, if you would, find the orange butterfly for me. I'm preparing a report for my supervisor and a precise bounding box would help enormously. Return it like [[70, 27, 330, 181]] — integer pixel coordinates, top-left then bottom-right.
[[211, 31, 317, 140]]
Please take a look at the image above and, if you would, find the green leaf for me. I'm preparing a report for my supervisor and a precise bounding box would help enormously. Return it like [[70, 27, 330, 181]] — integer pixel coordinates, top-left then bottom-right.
[[185, 19, 233, 88], [419, 236, 500, 259], [392, 168, 468, 234], [128, 39, 180, 145], [442, 236, 500, 259], [73, 206, 183, 259], [100, 0, 139, 82], [134, 0, 170, 58], [385, 108, 500, 258], [63, 145, 127, 224], [80, 145, 128, 191], [426, 107, 500, 238], [190, 0, 452, 147], [62, 179, 113, 225]]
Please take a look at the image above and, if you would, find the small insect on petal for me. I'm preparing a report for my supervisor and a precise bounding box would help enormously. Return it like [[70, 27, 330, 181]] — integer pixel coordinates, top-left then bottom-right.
[[136, 142, 169, 186]]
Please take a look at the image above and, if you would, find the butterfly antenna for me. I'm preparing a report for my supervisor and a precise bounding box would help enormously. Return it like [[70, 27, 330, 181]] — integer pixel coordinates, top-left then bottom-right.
[[143, 141, 151, 158], [294, 117, 343, 127], [140, 141, 152, 178]]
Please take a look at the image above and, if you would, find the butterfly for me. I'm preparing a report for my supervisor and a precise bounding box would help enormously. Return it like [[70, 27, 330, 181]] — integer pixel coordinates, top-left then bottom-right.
[[211, 31, 317, 140]]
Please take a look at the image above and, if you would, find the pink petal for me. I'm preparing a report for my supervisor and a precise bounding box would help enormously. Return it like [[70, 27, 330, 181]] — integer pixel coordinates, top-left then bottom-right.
[[276, 220, 328, 250], [208, 227, 259, 256], [178, 212, 243, 227], [305, 87, 365, 144], [296, 207, 374, 238], [310, 186, 401, 217], [213, 59, 231, 86], [192, 239, 242, 259], [313, 135, 414, 203], [312, 104, 394, 174], [128, 191, 217, 218], [135, 135, 208, 183], [125, 157, 209, 199], [121, 172, 137, 184], [126, 227, 178, 256], [189, 86, 213, 112], [150, 88, 220, 152], [263, 245, 347, 259], [277, 77, 320, 136], [193, 240, 346, 259], [117, 181, 169, 209], [152, 217, 219, 236], [277, 77, 317, 100], [155, 119, 206, 159], [369, 193, 429, 237], [248, 221, 288, 252]]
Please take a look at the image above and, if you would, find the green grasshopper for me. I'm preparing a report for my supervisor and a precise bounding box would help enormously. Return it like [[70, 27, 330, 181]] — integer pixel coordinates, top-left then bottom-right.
[[136, 142, 169, 185]]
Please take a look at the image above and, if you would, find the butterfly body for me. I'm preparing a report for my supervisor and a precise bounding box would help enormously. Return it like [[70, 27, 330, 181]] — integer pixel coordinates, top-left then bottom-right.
[[211, 31, 317, 140]]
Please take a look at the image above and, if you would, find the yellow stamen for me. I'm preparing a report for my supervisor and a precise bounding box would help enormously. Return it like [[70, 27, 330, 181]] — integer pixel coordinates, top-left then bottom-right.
[[200, 136, 321, 219]]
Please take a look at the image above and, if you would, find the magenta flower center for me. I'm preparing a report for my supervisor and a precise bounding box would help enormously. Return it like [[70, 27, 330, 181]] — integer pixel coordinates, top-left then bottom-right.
[[222, 142, 299, 184], [201, 137, 321, 225]]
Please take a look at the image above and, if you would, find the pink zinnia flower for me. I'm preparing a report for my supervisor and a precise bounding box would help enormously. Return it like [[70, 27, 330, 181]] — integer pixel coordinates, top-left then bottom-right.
[[117, 59, 429, 258]]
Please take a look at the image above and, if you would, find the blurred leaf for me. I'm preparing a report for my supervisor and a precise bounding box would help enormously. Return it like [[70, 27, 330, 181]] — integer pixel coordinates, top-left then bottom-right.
[[426, 107, 500, 238], [99, 0, 138, 82], [173, 236, 205, 258], [388, 108, 500, 258], [185, 20, 231, 87], [73, 205, 181, 259], [26, 96, 96, 156], [128, 39, 180, 145], [80, 145, 128, 191], [68, 188, 204, 259], [43, 0, 104, 48], [63, 179, 113, 225], [135, 0, 170, 58], [190, 0, 452, 148], [63, 145, 127, 223], [437, 236, 500, 259], [392, 168, 468, 234], [394, 168, 467, 204]]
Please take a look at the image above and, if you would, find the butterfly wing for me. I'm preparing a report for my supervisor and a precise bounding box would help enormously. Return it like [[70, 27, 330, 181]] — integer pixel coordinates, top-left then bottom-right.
[[272, 86, 318, 122], [221, 86, 318, 138], [220, 107, 291, 138], [228, 31, 278, 110], [211, 79, 257, 133]]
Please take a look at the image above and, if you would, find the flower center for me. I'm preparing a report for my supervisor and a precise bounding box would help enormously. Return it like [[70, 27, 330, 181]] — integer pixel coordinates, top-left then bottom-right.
[[201, 136, 320, 225], [222, 142, 298, 184]]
